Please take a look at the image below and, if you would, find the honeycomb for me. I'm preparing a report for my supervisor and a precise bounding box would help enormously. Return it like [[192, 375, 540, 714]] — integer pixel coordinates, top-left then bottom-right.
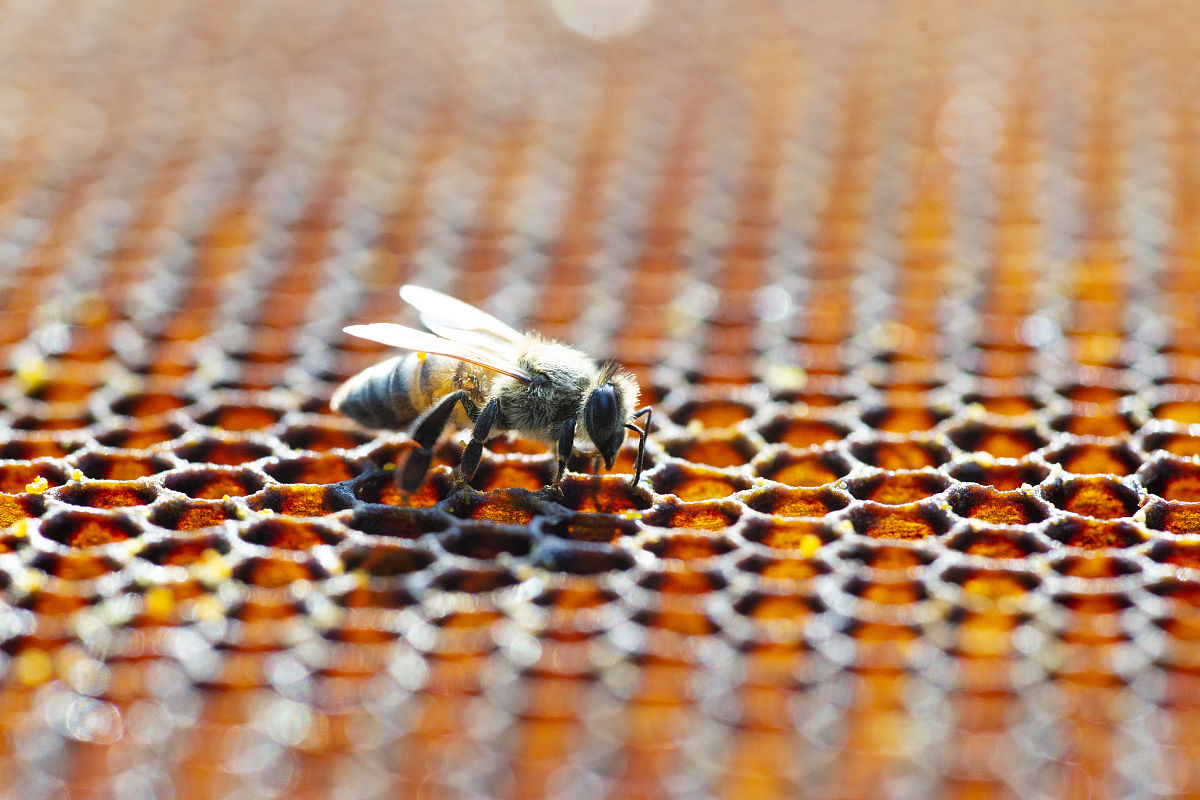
[[1, 1, 1199, 798]]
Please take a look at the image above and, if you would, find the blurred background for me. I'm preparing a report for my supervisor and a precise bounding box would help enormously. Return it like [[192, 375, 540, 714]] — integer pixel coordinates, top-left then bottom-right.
[[0, 1, 1199, 798]]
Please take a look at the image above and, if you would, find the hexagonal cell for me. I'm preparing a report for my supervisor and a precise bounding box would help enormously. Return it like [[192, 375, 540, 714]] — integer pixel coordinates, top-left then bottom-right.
[[345, 506, 449, 540], [1041, 477, 1141, 519], [231, 556, 330, 588], [0, 436, 82, 460], [557, 474, 653, 513], [839, 541, 938, 570], [194, 403, 285, 431], [642, 502, 741, 531], [1049, 410, 1137, 438], [638, 567, 727, 594], [944, 527, 1050, 560], [528, 541, 635, 575], [732, 591, 820, 622], [431, 566, 521, 593], [755, 448, 852, 487], [149, 501, 239, 531], [0, 493, 44, 529], [240, 518, 341, 550], [1143, 500, 1200, 535], [39, 511, 143, 549], [74, 452, 175, 480], [849, 439, 952, 470], [137, 533, 232, 566], [1147, 540, 1200, 572], [246, 485, 355, 517], [669, 398, 756, 429], [1042, 441, 1142, 476], [1049, 553, 1142, 580], [946, 486, 1050, 525], [959, 391, 1043, 417], [174, 438, 276, 466], [450, 490, 540, 525], [1043, 517, 1149, 550], [0, 461, 68, 494], [744, 485, 850, 517], [844, 576, 927, 605], [469, 459, 555, 492], [1139, 457, 1200, 502], [23, 378, 100, 403], [847, 502, 953, 541], [948, 460, 1049, 491], [265, 455, 363, 485], [164, 467, 265, 499], [631, 606, 718, 637], [94, 421, 187, 449], [1056, 382, 1129, 406], [280, 424, 375, 453], [109, 391, 194, 418], [440, 525, 533, 559], [939, 565, 1040, 602], [740, 518, 841, 553], [352, 470, 452, 508], [946, 423, 1047, 459], [662, 431, 759, 469], [29, 551, 124, 581], [860, 404, 951, 433], [1141, 431, 1200, 459], [542, 514, 639, 543], [649, 463, 752, 502], [1151, 398, 1200, 425], [644, 531, 737, 562], [756, 416, 850, 448], [844, 471, 950, 505], [11, 408, 96, 432], [53, 481, 158, 509], [735, 552, 830, 581], [341, 543, 435, 577]]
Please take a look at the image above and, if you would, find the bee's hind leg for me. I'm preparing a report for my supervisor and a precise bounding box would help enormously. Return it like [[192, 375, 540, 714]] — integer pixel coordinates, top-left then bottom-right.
[[540, 418, 576, 500], [402, 390, 480, 491]]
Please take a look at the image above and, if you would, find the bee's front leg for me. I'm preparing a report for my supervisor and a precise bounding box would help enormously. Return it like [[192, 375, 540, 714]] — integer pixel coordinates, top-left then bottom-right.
[[544, 418, 576, 498], [457, 397, 499, 489]]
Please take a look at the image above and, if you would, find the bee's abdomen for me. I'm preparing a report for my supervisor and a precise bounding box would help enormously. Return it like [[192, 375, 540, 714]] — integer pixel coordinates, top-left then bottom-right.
[[330, 353, 424, 430]]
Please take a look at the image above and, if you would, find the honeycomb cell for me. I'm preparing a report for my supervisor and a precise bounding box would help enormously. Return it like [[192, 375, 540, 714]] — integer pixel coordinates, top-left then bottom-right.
[[0, 461, 68, 493], [1139, 457, 1200, 502], [1043, 517, 1149, 550], [1141, 431, 1200, 459], [644, 531, 737, 562], [29, 551, 124, 581], [662, 431, 759, 468], [1041, 477, 1142, 519], [860, 404, 950, 433], [843, 470, 950, 504], [73, 451, 175, 480], [1142, 501, 1200, 535], [246, 485, 355, 516], [849, 439, 952, 470], [847, 502, 954, 541], [946, 486, 1050, 525], [939, 565, 1041, 603], [541, 513, 639, 543], [451, 489, 541, 525], [265, 455, 363, 485], [11, 408, 96, 432], [137, 533, 232, 566], [1147, 540, 1200, 572], [755, 448, 853, 486], [668, 398, 756, 429], [649, 463, 752, 501], [642, 501, 741, 531], [735, 552, 830, 581], [345, 506, 450, 539], [194, 403, 285, 431], [744, 485, 850, 517], [838, 541, 938, 570], [431, 566, 521, 593], [1049, 553, 1142, 580], [1042, 441, 1142, 476], [0, 493, 45, 530], [240, 518, 341, 550], [756, 415, 851, 448], [948, 460, 1049, 490], [232, 556, 329, 588], [148, 501, 238, 531], [469, 458, 555, 492], [53, 481, 158, 509], [739, 518, 841, 553], [280, 424, 375, 452], [94, 421, 188, 449], [340, 542, 435, 577], [163, 467, 265, 499], [944, 526, 1050, 560], [960, 390, 1043, 417], [1049, 409, 1137, 438], [557, 474, 653, 513], [0, 436, 83, 460], [175, 438, 276, 465], [947, 423, 1048, 459], [39, 511, 143, 549], [1151, 397, 1200, 425], [108, 391, 193, 418], [352, 470, 452, 508], [440, 525, 533, 559]]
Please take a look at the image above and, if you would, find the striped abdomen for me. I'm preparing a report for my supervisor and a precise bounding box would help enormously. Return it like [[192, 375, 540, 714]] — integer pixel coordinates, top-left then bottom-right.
[[331, 353, 492, 430]]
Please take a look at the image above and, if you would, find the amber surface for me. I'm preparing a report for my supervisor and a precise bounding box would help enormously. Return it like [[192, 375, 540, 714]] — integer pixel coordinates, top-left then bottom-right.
[[0, 2, 1198, 798]]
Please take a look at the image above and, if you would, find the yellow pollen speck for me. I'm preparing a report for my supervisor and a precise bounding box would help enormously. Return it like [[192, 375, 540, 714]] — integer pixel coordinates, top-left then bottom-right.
[[417, 352, 427, 361], [69, 469, 84, 482], [14, 357, 46, 393], [799, 533, 823, 558], [24, 476, 48, 495], [14, 649, 53, 686], [144, 586, 174, 618]]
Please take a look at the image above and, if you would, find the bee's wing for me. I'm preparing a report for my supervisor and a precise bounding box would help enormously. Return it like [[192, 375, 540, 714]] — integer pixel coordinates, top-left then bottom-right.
[[344, 323, 533, 383], [399, 285, 526, 351]]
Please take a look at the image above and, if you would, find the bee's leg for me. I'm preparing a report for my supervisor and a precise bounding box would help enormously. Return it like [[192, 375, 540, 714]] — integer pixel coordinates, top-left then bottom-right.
[[551, 418, 576, 491], [626, 406, 653, 487], [401, 390, 478, 490], [458, 397, 499, 487]]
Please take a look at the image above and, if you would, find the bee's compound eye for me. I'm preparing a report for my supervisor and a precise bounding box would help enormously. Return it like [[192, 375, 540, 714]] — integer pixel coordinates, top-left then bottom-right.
[[585, 383, 624, 466]]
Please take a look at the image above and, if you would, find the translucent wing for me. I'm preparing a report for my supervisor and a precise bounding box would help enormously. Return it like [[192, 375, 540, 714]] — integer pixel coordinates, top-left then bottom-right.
[[344, 323, 532, 383], [399, 285, 525, 353]]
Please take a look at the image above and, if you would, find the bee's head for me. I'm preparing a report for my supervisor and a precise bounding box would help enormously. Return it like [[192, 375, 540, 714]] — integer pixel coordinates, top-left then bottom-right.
[[582, 365, 638, 470]]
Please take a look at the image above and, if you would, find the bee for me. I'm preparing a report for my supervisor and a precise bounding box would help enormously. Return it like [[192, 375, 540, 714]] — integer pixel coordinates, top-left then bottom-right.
[[332, 285, 651, 492]]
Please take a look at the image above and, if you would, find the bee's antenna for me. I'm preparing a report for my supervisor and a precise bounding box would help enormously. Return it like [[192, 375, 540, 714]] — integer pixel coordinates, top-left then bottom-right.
[[625, 406, 652, 487]]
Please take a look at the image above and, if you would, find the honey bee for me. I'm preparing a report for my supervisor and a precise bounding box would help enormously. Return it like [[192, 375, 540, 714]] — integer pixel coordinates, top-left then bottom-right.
[[332, 285, 651, 491]]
